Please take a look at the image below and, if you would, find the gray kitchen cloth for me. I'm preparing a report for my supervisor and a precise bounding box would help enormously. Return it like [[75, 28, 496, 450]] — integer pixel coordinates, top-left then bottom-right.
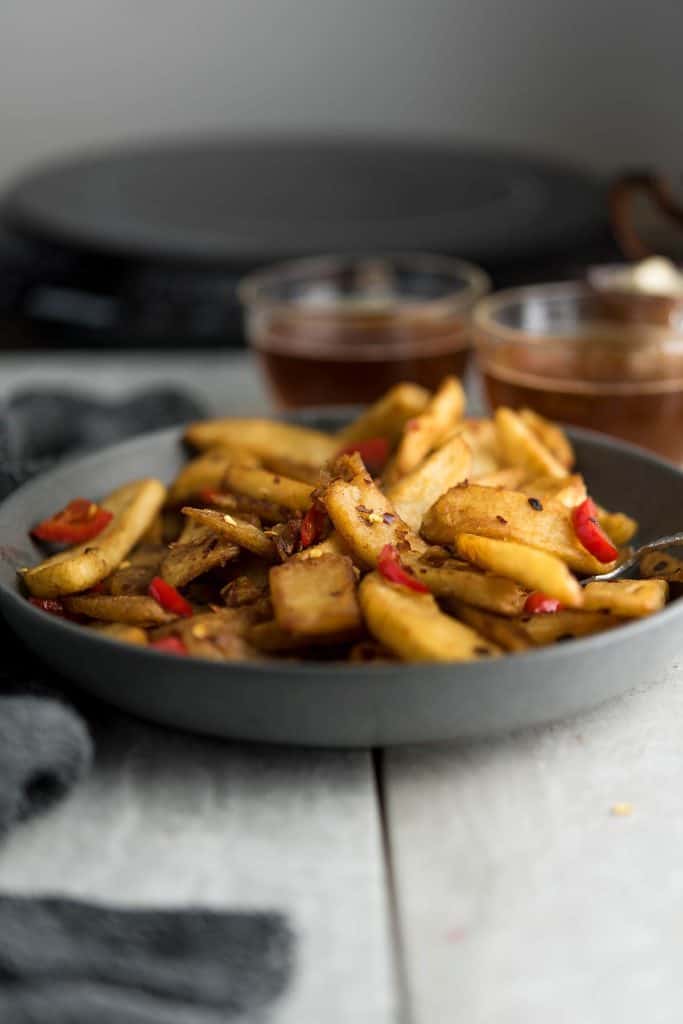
[[0, 388, 297, 1021], [0, 385, 205, 835], [0, 895, 295, 1024]]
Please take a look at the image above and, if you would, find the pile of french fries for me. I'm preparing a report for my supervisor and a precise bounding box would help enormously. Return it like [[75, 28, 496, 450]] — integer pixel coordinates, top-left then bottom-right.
[[21, 378, 673, 663]]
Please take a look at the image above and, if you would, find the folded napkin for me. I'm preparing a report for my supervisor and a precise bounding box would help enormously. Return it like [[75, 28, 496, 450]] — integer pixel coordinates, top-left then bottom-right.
[[0, 895, 294, 1023]]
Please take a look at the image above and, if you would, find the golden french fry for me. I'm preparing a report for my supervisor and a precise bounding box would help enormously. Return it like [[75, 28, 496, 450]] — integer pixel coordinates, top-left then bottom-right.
[[258, 454, 322, 485], [90, 622, 149, 646], [639, 550, 683, 581], [520, 474, 587, 508], [495, 407, 566, 479], [451, 603, 531, 652], [247, 619, 358, 652], [516, 609, 623, 646], [359, 571, 500, 662], [152, 607, 265, 661], [423, 483, 614, 575], [519, 408, 575, 468], [296, 532, 351, 561], [107, 546, 164, 596], [582, 578, 668, 617], [161, 519, 240, 588], [63, 594, 176, 626], [184, 418, 338, 466], [401, 552, 527, 615], [473, 467, 529, 489], [270, 554, 361, 636], [324, 470, 427, 569], [454, 418, 501, 477], [387, 376, 466, 482], [456, 533, 583, 607], [223, 464, 314, 513], [598, 509, 638, 546], [167, 447, 256, 506], [387, 434, 471, 531], [24, 479, 166, 598], [335, 382, 431, 444], [181, 506, 277, 560]]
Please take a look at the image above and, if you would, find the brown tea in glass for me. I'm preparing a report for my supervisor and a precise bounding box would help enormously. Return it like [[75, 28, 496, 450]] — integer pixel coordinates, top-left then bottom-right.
[[240, 254, 490, 408]]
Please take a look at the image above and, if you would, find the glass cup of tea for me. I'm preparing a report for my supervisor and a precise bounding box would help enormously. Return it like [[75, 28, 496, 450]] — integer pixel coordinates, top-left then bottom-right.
[[239, 253, 490, 408], [473, 281, 683, 463]]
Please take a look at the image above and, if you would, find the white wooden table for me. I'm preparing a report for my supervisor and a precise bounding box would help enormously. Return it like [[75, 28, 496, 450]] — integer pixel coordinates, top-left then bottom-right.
[[1, 352, 682, 1024]]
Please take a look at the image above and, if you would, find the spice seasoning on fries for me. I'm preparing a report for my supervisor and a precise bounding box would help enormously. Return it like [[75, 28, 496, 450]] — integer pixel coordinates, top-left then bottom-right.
[[20, 382, 672, 663]]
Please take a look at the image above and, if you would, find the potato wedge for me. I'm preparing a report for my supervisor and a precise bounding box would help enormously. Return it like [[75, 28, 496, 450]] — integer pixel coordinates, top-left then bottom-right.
[[184, 418, 338, 466], [598, 509, 638, 546], [259, 454, 322, 485], [24, 479, 166, 598], [270, 554, 361, 636], [296, 532, 351, 561], [247, 619, 359, 652], [349, 641, 395, 662], [181, 506, 276, 560], [139, 514, 165, 546], [401, 552, 527, 615], [387, 376, 466, 482], [455, 418, 500, 477], [451, 603, 531, 653], [324, 471, 427, 569], [63, 594, 176, 626], [223, 464, 314, 513], [640, 550, 683, 582], [161, 520, 240, 588], [582, 578, 668, 617], [423, 483, 614, 575], [359, 571, 500, 662], [107, 545, 165, 596], [167, 447, 256, 506], [90, 622, 149, 646], [335, 382, 430, 445], [519, 408, 575, 468], [456, 533, 583, 607], [495, 407, 566, 479], [180, 610, 261, 661], [519, 474, 587, 508], [200, 489, 288, 525], [387, 434, 471, 531], [474, 467, 529, 489], [516, 609, 623, 646]]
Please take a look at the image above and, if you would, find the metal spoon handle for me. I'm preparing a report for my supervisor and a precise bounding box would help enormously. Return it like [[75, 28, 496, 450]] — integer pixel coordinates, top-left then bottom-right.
[[581, 530, 683, 585]]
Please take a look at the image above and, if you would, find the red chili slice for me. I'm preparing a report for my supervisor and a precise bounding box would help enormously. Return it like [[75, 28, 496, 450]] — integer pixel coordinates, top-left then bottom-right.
[[149, 635, 188, 656], [336, 437, 390, 474], [148, 577, 193, 618], [31, 498, 113, 544], [572, 498, 618, 564], [299, 504, 328, 549], [377, 544, 430, 593], [524, 591, 563, 614]]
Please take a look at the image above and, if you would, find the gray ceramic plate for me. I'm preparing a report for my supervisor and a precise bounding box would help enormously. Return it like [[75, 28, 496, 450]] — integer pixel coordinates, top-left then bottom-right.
[[0, 422, 681, 747]]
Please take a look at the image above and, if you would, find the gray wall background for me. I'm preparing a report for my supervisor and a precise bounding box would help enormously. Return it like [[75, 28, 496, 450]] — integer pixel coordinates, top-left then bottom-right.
[[0, 0, 680, 189]]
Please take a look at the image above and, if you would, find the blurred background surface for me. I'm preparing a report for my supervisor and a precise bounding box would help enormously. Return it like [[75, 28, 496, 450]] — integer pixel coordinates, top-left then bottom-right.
[[0, 0, 681, 380], [1, 0, 681, 186]]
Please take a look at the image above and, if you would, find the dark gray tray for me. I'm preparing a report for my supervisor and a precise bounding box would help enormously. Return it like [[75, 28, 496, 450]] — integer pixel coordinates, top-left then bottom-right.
[[3, 137, 604, 266], [0, 424, 681, 747]]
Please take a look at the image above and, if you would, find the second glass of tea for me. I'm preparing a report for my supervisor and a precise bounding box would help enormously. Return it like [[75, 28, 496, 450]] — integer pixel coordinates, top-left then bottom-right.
[[239, 253, 490, 408], [473, 281, 683, 463]]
